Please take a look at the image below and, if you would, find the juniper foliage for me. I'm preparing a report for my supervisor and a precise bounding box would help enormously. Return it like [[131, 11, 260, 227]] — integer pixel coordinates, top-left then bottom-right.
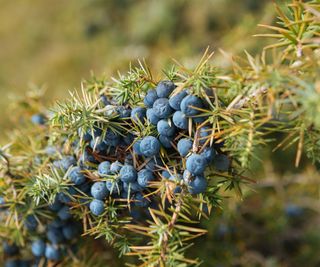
[[0, 1, 319, 266]]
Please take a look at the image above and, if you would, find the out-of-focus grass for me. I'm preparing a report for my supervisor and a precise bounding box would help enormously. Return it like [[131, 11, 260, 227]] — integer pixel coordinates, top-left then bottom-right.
[[0, 0, 273, 141]]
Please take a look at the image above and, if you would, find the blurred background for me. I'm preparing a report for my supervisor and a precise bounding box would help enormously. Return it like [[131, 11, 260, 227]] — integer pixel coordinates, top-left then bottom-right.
[[0, 0, 273, 135], [1, 0, 319, 266]]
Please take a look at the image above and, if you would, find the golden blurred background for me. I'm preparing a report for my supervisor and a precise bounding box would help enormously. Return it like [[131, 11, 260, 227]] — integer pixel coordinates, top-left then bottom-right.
[[0, 0, 273, 137]]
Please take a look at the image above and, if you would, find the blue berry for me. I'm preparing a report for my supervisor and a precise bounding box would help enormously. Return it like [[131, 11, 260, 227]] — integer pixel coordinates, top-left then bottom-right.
[[54, 156, 77, 171], [31, 239, 46, 257], [161, 170, 171, 179], [285, 204, 303, 218], [3, 241, 19, 255], [57, 187, 77, 203], [77, 182, 91, 196], [110, 161, 122, 173], [129, 209, 141, 221], [106, 180, 122, 195], [91, 182, 108, 200], [156, 80, 175, 98], [31, 114, 46, 125], [169, 90, 188, 110], [45, 244, 61, 261], [144, 89, 159, 108], [199, 126, 211, 145], [92, 126, 103, 138], [62, 223, 79, 240], [105, 137, 119, 148], [123, 133, 135, 145], [213, 154, 230, 172], [157, 120, 176, 136], [134, 193, 150, 207], [123, 182, 143, 193], [49, 197, 63, 211], [177, 138, 193, 157], [81, 130, 92, 142], [146, 108, 160, 125], [98, 161, 111, 176], [133, 139, 143, 156], [131, 107, 146, 123], [100, 95, 111, 106], [69, 166, 86, 185], [214, 140, 225, 149], [140, 136, 160, 157], [174, 186, 182, 194], [188, 176, 207, 194], [116, 106, 131, 118], [180, 95, 203, 116], [137, 169, 155, 187], [153, 98, 173, 119], [119, 165, 137, 183], [61, 156, 77, 170], [186, 154, 207, 175], [90, 138, 107, 152], [24, 215, 38, 231], [78, 127, 91, 141], [200, 147, 216, 164], [104, 129, 120, 147], [159, 135, 173, 148], [45, 146, 57, 155], [81, 149, 98, 164], [47, 228, 64, 244], [89, 199, 105, 216], [172, 111, 188, 129], [58, 206, 72, 221]]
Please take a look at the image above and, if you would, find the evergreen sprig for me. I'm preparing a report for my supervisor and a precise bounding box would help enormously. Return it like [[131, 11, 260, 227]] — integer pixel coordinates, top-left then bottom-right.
[[0, 1, 319, 266]]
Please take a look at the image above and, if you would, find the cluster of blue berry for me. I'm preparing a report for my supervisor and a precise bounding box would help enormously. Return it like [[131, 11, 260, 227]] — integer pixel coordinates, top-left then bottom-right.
[[80, 81, 230, 215], [1, 192, 81, 266], [33, 80, 230, 217], [138, 81, 230, 193], [2, 241, 30, 267], [2, 80, 230, 266]]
